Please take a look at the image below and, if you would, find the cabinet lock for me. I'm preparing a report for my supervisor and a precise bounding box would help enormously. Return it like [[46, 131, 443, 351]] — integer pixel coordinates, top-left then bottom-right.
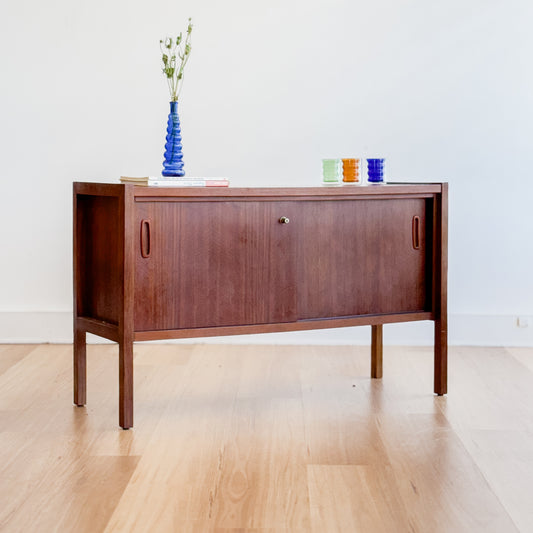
[[278, 216, 290, 224]]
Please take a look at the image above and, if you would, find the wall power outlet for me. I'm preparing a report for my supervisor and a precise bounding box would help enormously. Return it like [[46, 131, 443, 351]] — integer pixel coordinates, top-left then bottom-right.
[[517, 316, 530, 328]]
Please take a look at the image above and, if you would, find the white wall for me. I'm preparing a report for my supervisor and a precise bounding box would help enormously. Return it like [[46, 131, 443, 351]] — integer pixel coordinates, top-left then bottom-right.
[[0, 0, 532, 345]]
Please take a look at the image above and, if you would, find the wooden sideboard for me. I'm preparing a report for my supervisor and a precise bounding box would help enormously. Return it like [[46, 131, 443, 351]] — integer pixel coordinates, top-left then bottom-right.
[[73, 182, 448, 428]]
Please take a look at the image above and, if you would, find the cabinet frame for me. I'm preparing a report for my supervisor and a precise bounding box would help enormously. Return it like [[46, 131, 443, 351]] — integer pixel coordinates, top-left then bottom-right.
[[73, 182, 448, 428]]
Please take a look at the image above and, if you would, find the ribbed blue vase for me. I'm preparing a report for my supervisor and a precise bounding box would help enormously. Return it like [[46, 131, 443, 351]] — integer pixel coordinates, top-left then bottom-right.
[[162, 101, 185, 177]]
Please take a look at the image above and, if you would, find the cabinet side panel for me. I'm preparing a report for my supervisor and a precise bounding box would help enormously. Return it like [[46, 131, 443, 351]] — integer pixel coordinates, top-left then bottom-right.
[[76, 195, 121, 324]]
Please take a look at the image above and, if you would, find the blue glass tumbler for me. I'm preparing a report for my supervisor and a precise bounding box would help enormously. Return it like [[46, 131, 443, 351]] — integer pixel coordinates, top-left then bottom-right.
[[367, 158, 385, 183]]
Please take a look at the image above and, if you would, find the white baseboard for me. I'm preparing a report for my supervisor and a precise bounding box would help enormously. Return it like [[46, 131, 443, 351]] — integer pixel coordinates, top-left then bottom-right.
[[0, 311, 532, 346]]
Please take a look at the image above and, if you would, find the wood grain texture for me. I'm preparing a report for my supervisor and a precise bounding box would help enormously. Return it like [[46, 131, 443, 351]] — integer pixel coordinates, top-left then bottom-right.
[[1, 344, 531, 532], [134, 201, 297, 331], [376, 413, 519, 533], [0, 345, 35, 377], [371, 324, 383, 378], [128, 182, 442, 198], [73, 328, 86, 405], [296, 199, 430, 319], [119, 185, 135, 429], [74, 193, 121, 325], [76, 317, 119, 342], [73, 182, 447, 427], [434, 183, 448, 395], [133, 312, 433, 341], [307, 464, 411, 533]]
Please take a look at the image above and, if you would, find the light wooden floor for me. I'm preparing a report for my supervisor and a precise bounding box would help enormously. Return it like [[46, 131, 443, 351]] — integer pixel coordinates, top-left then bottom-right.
[[1, 343, 532, 532]]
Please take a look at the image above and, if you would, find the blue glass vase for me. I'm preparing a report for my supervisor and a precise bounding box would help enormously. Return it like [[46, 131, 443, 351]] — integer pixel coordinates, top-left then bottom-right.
[[162, 101, 185, 177]]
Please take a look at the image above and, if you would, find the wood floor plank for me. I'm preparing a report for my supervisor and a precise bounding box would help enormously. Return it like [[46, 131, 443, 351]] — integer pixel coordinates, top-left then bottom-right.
[[104, 345, 311, 532], [209, 398, 310, 530], [0, 344, 36, 376], [308, 464, 411, 533], [0, 345, 71, 411], [454, 428, 533, 533], [440, 346, 533, 431], [436, 346, 533, 532], [89, 344, 196, 457], [235, 344, 304, 400], [1, 344, 533, 532], [506, 346, 533, 373], [376, 412, 519, 533], [211, 346, 310, 529], [298, 345, 438, 466], [0, 345, 129, 531], [103, 344, 243, 532], [2, 455, 139, 533], [299, 345, 382, 465]]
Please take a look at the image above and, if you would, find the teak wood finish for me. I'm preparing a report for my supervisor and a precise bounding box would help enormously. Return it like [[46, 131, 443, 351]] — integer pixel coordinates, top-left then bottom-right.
[[73, 182, 448, 428]]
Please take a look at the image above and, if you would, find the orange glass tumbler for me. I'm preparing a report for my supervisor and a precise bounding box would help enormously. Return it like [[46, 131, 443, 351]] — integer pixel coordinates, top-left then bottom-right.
[[342, 158, 360, 183]]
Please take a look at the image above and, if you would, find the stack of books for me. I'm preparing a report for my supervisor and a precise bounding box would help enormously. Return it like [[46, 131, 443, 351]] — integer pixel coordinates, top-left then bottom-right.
[[120, 176, 230, 187]]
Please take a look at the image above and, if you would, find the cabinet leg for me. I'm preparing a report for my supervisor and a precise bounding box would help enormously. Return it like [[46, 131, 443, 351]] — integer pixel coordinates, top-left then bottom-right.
[[73, 328, 87, 406], [371, 325, 383, 379], [119, 338, 134, 429], [434, 319, 447, 395]]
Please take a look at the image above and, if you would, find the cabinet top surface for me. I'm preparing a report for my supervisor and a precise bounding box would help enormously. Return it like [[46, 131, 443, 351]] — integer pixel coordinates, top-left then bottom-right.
[[74, 182, 446, 198]]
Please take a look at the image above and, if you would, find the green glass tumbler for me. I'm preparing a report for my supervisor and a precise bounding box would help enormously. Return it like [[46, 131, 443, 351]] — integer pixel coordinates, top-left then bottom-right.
[[322, 159, 341, 183]]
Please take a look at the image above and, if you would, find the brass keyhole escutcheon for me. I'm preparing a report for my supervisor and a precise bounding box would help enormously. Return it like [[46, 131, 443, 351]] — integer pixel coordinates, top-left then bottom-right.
[[279, 216, 290, 224]]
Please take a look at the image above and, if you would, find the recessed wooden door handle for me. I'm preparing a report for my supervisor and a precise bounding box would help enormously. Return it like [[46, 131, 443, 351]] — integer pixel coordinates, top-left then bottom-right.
[[140, 219, 151, 258], [412, 216, 420, 250]]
